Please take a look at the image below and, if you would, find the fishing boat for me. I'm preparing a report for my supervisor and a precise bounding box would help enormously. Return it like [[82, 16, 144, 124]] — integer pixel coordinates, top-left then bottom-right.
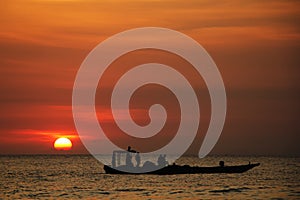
[[104, 163, 260, 175], [103, 150, 260, 175]]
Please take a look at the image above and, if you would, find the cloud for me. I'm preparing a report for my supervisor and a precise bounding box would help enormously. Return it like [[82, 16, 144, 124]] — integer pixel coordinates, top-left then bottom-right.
[[0, 0, 299, 155], [1, 0, 299, 49]]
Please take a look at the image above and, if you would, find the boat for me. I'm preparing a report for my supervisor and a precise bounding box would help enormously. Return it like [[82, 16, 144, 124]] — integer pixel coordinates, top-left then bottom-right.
[[104, 162, 260, 175], [103, 149, 260, 175]]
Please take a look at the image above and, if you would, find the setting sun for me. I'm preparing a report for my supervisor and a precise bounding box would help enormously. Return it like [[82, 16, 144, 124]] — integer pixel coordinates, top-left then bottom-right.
[[54, 137, 72, 151]]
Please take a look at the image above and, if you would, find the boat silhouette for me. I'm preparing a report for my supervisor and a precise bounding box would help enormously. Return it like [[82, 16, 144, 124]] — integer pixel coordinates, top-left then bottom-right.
[[103, 149, 260, 175]]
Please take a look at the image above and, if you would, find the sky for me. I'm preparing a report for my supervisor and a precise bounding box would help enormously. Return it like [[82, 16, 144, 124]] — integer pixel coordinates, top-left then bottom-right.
[[0, 0, 299, 155]]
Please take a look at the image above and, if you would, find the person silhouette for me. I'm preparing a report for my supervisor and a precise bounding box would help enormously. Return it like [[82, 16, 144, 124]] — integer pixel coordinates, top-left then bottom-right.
[[158, 154, 168, 167], [126, 152, 133, 167], [157, 155, 162, 166], [135, 152, 141, 167], [219, 161, 225, 167], [127, 146, 137, 153], [163, 154, 168, 166]]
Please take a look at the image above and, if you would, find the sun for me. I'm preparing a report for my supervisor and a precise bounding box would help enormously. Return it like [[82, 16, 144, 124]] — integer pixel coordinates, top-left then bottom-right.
[[54, 137, 72, 151]]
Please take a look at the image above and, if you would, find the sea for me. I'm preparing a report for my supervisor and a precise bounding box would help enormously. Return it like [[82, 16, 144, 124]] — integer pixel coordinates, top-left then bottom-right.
[[1, 155, 299, 199]]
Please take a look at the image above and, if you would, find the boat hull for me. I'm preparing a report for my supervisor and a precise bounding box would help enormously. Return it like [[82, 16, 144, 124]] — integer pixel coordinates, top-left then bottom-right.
[[103, 163, 260, 175]]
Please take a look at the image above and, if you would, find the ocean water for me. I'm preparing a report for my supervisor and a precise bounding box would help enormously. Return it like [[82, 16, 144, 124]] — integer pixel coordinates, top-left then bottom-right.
[[1, 155, 299, 199]]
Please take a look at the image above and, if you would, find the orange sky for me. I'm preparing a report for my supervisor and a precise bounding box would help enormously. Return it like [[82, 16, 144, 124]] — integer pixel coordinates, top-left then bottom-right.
[[0, 0, 299, 155]]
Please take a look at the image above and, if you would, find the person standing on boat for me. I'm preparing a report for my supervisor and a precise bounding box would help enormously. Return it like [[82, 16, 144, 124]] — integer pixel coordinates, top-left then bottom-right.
[[126, 152, 133, 167], [158, 154, 168, 167], [163, 154, 168, 166], [112, 152, 116, 168], [135, 152, 141, 167]]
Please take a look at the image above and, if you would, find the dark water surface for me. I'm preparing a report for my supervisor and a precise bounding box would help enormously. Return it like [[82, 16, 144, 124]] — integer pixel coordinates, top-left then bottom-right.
[[1, 155, 299, 199]]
